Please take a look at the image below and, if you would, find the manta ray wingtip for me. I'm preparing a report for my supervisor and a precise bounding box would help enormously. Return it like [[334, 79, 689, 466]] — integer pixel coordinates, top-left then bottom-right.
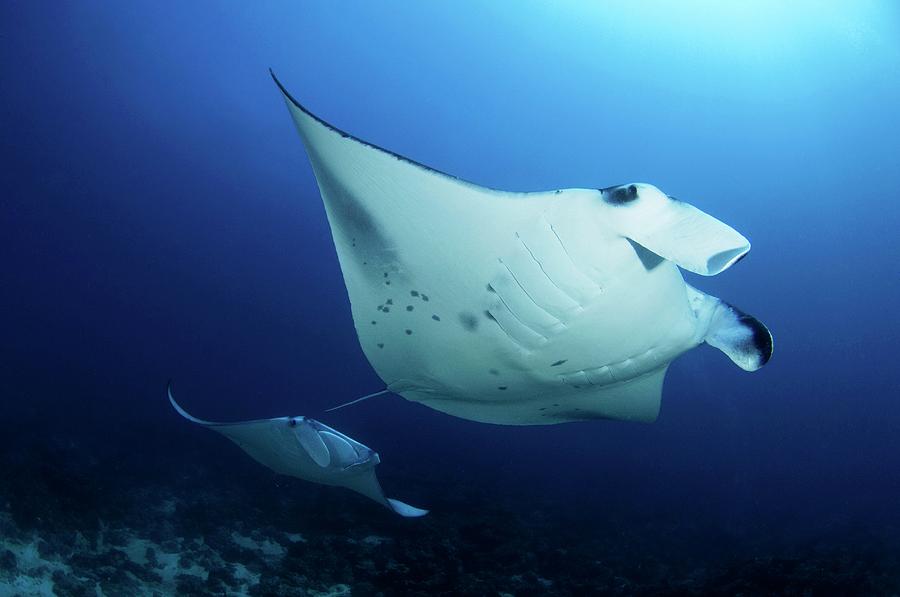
[[166, 381, 218, 426], [387, 499, 430, 518], [269, 68, 292, 99], [166, 379, 178, 408], [166, 380, 187, 417]]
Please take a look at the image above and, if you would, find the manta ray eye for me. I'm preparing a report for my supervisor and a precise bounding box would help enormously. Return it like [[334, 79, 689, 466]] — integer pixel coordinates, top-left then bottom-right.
[[601, 184, 639, 205], [288, 418, 297, 427]]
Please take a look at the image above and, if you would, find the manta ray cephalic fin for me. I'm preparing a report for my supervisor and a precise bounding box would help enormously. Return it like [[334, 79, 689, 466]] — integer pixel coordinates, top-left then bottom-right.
[[686, 285, 773, 371], [600, 183, 750, 276]]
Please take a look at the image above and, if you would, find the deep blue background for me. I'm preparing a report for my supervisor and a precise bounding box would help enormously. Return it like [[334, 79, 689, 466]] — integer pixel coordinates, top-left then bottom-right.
[[3, 1, 899, 545]]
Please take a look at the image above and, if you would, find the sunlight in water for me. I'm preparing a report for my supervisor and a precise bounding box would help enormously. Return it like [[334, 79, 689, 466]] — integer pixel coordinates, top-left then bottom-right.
[[532, 0, 899, 70]]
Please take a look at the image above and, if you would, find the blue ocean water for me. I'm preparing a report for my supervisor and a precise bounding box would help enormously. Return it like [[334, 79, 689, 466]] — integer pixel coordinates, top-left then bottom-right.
[[2, 1, 899, 594]]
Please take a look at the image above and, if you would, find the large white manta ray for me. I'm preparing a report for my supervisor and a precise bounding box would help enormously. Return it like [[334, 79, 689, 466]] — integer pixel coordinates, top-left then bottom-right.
[[273, 72, 773, 426]]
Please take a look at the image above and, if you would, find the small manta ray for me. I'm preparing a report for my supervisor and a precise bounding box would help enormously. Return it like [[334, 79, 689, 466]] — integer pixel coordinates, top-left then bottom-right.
[[167, 383, 428, 517], [272, 71, 773, 425]]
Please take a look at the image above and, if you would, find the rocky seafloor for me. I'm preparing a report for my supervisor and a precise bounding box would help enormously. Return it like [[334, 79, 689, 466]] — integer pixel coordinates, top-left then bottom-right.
[[2, 434, 898, 596]]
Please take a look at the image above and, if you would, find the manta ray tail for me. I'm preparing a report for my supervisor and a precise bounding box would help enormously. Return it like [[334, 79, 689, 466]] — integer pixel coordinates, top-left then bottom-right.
[[686, 286, 774, 371], [324, 389, 390, 413]]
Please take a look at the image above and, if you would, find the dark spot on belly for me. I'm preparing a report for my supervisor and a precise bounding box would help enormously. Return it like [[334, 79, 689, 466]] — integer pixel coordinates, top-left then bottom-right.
[[538, 407, 547, 411], [410, 290, 419, 297], [386, 299, 393, 305], [431, 314, 441, 321], [406, 305, 414, 311], [377, 343, 384, 348], [551, 359, 568, 367], [489, 369, 499, 375], [421, 294, 429, 301], [371, 320, 377, 325], [377, 305, 384, 311], [459, 312, 479, 331], [405, 329, 413, 335], [385, 281, 391, 285], [383, 307, 390, 313], [384, 272, 388, 278], [497, 386, 507, 391], [553, 403, 559, 407]]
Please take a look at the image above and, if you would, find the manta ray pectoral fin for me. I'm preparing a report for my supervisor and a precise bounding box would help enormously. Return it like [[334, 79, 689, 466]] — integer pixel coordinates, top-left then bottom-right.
[[600, 183, 750, 276], [342, 471, 430, 518], [168, 380, 219, 426], [686, 286, 774, 371], [387, 499, 430, 518]]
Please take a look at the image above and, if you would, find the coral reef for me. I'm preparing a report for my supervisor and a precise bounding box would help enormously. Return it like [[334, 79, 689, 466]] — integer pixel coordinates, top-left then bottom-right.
[[1, 434, 897, 595]]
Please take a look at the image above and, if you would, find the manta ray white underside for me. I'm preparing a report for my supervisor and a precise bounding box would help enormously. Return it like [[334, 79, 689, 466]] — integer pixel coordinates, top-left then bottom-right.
[[273, 72, 773, 426]]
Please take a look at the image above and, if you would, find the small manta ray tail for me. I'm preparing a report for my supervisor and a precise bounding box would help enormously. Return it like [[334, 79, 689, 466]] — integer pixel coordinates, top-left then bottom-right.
[[686, 286, 774, 371], [167, 382, 428, 517]]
